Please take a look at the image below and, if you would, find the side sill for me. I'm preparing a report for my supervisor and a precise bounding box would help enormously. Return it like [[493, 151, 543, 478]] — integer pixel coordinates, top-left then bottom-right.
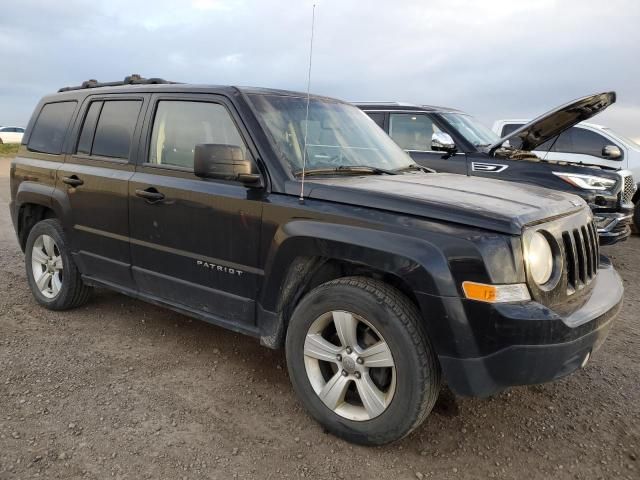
[[81, 275, 261, 339]]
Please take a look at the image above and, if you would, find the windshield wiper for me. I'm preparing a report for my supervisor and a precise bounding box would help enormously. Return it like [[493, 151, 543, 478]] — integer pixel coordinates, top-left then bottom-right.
[[293, 165, 398, 177], [395, 163, 433, 173]]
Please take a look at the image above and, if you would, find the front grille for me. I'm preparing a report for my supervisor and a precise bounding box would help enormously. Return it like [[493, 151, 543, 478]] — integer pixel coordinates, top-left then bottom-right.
[[621, 172, 635, 204], [561, 221, 599, 295]]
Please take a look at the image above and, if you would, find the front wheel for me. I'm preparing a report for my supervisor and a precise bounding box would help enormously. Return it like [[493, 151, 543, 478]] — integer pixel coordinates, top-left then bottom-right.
[[285, 277, 441, 445], [633, 201, 640, 233]]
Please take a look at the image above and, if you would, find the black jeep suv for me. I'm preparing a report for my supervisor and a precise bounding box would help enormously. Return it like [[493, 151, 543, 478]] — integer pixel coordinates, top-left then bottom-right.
[[357, 93, 634, 245], [10, 76, 623, 445]]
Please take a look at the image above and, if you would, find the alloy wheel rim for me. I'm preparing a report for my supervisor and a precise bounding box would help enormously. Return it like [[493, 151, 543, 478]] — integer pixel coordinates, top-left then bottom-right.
[[303, 310, 396, 421], [31, 234, 63, 299]]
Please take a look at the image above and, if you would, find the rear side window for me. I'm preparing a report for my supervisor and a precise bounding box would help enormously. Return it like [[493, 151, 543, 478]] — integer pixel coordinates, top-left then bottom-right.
[[91, 100, 142, 159], [28, 101, 77, 154], [500, 124, 521, 137], [366, 112, 385, 129]]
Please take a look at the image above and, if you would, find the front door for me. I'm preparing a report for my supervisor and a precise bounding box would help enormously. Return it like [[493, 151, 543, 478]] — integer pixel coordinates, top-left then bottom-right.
[[532, 126, 626, 170], [129, 94, 264, 328], [387, 112, 468, 174], [58, 95, 146, 289]]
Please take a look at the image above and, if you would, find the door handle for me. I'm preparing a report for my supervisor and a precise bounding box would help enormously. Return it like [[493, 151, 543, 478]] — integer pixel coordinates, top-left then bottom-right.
[[135, 188, 165, 203], [62, 175, 84, 187]]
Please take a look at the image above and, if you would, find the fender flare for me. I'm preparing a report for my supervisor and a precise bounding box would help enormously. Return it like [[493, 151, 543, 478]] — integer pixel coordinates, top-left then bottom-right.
[[260, 220, 457, 310], [257, 220, 459, 348], [14, 183, 72, 245]]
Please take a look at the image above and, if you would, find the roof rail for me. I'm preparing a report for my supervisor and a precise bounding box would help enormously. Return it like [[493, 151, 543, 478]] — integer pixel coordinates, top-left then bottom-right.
[[58, 74, 179, 92]]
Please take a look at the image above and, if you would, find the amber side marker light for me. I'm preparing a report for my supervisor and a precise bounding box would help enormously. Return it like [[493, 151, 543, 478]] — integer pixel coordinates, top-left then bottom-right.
[[462, 281, 531, 303]]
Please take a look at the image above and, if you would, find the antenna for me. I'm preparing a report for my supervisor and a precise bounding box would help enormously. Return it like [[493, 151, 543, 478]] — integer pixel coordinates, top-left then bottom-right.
[[299, 3, 317, 203]]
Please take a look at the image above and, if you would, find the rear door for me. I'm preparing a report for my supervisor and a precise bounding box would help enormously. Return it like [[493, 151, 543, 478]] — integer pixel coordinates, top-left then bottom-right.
[[58, 95, 147, 290], [386, 112, 467, 174], [128, 93, 264, 328]]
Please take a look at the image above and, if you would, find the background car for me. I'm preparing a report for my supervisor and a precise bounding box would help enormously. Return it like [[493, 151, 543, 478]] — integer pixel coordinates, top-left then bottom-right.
[[493, 120, 640, 230], [357, 93, 635, 245], [0, 126, 25, 144]]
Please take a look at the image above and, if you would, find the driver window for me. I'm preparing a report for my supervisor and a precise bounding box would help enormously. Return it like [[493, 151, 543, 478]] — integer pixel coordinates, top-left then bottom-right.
[[568, 127, 619, 159], [389, 114, 437, 151], [148, 100, 247, 169]]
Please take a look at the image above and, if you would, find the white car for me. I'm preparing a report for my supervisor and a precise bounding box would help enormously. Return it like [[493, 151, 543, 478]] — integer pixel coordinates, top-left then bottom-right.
[[0, 126, 25, 144], [493, 119, 640, 229]]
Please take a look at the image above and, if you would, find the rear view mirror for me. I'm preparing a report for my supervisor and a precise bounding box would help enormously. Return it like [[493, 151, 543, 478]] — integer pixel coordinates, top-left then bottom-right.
[[602, 145, 622, 160], [194, 144, 262, 185], [431, 132, 456, 153]]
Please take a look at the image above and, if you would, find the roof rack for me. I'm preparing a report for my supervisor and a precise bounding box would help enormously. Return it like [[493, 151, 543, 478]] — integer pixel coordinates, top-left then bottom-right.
[[58, 74, 179, 92]]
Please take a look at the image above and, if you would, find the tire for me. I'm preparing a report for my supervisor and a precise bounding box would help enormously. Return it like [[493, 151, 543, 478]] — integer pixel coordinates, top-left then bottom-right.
[[285, 276, 441, 445], [24, 219, 92, 310], [633, 201, 640, 234]]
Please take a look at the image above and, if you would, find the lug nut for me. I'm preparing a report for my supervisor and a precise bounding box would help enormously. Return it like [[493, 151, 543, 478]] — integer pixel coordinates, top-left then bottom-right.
[[336, 354, 342, 361], [345, 347, 353, 354], [341, 370, 348, 377], [356, 357, 363, 365], [354, 372, 361, 379]]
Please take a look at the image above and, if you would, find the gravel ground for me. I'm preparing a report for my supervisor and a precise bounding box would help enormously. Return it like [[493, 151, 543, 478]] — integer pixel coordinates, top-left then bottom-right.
[[0, 155, 638, 480]]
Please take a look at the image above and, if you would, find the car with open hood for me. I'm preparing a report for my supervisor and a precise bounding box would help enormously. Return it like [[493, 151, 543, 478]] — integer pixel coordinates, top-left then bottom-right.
[[9, 76, 623, 445], [492, 118, 640, 231], [357, 93, 635, 245]]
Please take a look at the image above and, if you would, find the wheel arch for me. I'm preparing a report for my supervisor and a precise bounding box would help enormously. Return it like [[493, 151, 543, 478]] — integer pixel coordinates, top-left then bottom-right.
[[633, 183, 640, 204], [14, 184, 70, 251], [257, 220, 456, 348]]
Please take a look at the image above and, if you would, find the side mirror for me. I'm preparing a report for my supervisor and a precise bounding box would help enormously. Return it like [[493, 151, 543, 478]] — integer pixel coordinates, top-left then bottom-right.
[[602, 145, 622, 159], [194, 144, 262, 186], [431, 132, 456, 153]]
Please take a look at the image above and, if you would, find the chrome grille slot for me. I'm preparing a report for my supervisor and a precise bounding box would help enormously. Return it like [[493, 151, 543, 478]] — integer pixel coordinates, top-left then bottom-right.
[[562, 221, 599, 295], [581, 226, 593, 277], [562, 232, 577, 292], [573, 229, 586, 283], [588, 222, 599, 270]]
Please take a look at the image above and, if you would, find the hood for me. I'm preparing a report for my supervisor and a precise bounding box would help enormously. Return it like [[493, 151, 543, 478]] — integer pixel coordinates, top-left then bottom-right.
[[488, 92, 616, 153], [295, 173, 587, 235]]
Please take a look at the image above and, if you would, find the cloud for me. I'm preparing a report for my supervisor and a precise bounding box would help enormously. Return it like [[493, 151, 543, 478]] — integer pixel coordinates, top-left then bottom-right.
[[0, 0, 638, 139]]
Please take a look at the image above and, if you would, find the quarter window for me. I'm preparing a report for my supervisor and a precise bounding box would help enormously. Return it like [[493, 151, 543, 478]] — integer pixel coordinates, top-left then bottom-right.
[[148, 100, 247, 169], [76, 101, 103, 155], [389, 114, 437, 151], [91, 100, 142, 159], [28, 101, 77, 154]]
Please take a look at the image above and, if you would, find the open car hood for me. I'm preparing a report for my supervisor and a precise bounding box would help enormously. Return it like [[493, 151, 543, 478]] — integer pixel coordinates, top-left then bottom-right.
[[488, 92, 616, 153]]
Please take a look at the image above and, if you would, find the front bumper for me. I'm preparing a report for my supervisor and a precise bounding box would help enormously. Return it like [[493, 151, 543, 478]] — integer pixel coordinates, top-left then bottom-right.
[[436, 261, 623, 397], [596, 210, 632, 245]]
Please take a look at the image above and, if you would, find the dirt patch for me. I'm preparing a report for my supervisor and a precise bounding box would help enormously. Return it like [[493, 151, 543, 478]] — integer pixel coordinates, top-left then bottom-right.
[[0, 157, 638, 479]]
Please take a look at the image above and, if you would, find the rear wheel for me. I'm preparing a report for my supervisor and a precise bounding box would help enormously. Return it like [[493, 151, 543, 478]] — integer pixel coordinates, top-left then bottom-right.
[[285, 277, 441, 445], [25, 219, 92, 310]]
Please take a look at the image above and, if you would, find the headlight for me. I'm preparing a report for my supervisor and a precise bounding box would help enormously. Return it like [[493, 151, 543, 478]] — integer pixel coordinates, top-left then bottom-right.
[[524, 231, 554, 285], [552, 172, 617, 191]]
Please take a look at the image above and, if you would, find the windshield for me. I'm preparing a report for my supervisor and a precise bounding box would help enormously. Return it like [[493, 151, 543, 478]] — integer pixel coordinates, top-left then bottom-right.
[[248, 94, 414, 174], [439, 112, 500, 148]]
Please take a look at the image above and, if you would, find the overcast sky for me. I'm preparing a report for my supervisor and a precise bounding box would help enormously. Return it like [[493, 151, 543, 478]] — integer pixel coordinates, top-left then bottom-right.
[[1, 0, 638, 140]]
